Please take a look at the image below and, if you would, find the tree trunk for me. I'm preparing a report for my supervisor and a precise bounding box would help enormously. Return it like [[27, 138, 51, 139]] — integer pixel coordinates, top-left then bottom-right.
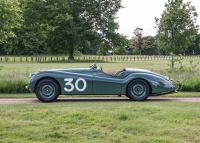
[[68, 49, 74, 60], [171, 55, 174, 69]]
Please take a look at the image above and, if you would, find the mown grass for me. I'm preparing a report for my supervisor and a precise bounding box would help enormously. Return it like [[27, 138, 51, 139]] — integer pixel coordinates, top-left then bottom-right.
[[162, 92, 200, 97], [1, 58, 200, 93], [0, 102, 199, 143], [0, 92, 199, 98], [0, 59, 200, 143], [0, 58, 200, 75], [1, 58, 200, 75], [0, 60, 170, 74]]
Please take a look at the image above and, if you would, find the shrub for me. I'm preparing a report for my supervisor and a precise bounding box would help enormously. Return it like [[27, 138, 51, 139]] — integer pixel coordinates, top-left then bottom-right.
[[179, 76, 200, 92], [0, 79, 29, 93]]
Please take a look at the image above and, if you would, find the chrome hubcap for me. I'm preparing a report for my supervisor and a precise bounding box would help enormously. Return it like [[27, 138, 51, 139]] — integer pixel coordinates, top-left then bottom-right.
[[132, 83, 146, 97], [40, 84, 55, 97]]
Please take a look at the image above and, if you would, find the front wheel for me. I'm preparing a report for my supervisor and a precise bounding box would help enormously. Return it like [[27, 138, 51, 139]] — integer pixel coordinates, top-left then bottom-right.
[[35, 78, 60, 102], [127, 79, 150, 101]]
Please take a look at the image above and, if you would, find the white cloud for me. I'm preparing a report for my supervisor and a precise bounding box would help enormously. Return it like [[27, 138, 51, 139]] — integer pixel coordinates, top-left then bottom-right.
[[116, 0, 200, 39]]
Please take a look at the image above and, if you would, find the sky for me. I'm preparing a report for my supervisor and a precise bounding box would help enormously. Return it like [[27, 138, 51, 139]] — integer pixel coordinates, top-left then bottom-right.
[[116, 0, 200, 39]]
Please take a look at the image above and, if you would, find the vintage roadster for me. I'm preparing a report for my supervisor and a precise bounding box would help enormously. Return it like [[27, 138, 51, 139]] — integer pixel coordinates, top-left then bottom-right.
[[26, 63, 178, 102]]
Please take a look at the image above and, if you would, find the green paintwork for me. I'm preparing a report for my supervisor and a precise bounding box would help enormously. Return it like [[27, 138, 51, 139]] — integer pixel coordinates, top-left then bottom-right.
[[26, 63, 177, 100]]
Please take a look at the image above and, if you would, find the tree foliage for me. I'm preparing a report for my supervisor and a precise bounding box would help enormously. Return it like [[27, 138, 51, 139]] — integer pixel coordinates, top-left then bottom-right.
[[0, 0, 22, 43], [155, 0, 199, 55], [113, 42, 126, 55], [22, 0, 125, 59], [130, 28, 152, 55], [185, 34, 200, 55], [1, 0, 199, 57], [0, 0, 126, 57], [142, 36, 161, 55]]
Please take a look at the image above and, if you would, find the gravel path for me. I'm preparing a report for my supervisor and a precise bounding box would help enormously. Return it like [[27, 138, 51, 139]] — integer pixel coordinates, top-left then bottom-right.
[[0, 97, 200, 104]]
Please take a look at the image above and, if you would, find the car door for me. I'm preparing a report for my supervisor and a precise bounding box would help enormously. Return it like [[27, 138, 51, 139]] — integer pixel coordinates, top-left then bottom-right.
[[60, 69, 97, 95], [92, 71, 122, 94]]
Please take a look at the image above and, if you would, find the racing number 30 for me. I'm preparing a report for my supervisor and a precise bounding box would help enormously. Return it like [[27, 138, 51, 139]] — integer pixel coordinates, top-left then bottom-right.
[[64, 78, 87, 92]]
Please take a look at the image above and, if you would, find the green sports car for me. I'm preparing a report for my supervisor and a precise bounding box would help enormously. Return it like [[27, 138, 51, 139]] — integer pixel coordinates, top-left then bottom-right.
[[26, 63, 178, 102]]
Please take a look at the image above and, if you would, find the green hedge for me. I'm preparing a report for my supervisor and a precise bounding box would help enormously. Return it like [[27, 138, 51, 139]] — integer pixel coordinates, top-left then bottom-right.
[[0, 80, 29, 94], [179, 77, 200, 92]]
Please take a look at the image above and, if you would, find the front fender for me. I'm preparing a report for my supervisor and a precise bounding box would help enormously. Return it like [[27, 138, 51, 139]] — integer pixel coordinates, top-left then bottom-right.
[[28, 72, 62, 93], [121, 73, 175, 94]]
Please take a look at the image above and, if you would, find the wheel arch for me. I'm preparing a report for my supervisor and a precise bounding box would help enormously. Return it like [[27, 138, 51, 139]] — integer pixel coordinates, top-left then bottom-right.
[[126, 78, 152, 94], [34, 77, 61, 95]]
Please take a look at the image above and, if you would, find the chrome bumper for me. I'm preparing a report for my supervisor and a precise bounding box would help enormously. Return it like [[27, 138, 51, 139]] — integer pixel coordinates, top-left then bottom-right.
[[25, 85, 32, 92]]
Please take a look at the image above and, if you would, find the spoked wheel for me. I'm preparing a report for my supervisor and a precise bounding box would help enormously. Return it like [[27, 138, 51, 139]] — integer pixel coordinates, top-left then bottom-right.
[[35, 78, 60, 102], [127, 79, 150, 101]]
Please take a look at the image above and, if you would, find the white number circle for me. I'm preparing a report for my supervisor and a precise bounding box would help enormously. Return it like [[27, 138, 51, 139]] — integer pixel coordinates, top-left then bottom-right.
[[75, 78, 87, 91]]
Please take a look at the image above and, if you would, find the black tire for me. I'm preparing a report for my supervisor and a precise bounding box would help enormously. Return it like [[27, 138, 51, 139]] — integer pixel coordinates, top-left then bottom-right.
[[35, 78, 60, 102], [127, 79, 150, 101], [125, 94, 130, 98]]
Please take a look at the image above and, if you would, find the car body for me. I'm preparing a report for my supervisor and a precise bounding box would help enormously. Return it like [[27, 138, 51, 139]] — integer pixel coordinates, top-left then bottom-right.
[[26, 63, 178, 102]]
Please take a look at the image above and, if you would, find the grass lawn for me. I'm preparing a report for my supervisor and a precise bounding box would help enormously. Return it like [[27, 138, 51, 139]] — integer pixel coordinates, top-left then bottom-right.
[[0, 58, 200, 83], [0, 60, 170, 75], [0, 102, 199, 143], [0, 59, 200, 142], [1, 58, 200, 76], [0, 92, 199, 98]]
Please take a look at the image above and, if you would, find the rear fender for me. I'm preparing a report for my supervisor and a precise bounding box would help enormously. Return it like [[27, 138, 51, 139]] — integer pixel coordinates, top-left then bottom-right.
[[126, 78, 152, 94], [121, 73, 174, 94]]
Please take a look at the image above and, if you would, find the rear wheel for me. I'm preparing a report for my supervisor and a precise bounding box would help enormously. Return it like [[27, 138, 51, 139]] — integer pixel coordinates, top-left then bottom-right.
[[127, 79, 150, 101], [35, 78, 60, 102]]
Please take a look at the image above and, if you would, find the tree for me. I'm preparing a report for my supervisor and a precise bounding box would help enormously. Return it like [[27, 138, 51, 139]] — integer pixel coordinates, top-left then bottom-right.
[[185, 34, 200, 55], [113, 42, 126, 55], [130, 27, 152, 55], [155, 0, 199, 56], [0, 0, 46, 55], [23, 0, 125, 60], [142, 36, 161, 55], [0, 0, 22, 44]]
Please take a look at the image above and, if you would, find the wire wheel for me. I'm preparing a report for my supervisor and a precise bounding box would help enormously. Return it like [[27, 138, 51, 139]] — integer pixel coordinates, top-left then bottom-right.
[[127, 79, 150, 101], [35, 78, 60, 102]]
